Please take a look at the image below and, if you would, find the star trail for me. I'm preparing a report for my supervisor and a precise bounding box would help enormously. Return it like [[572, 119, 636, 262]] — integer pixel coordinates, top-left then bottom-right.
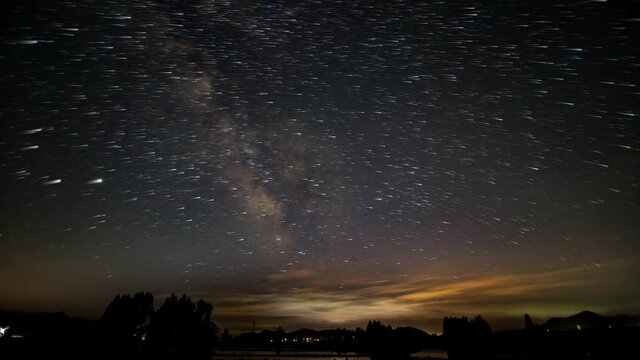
[[1, 1, 639, 332]]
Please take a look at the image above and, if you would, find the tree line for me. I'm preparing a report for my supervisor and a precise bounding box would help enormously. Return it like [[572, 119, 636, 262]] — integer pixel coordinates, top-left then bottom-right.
[[101, 292, 215, 359], [0, 292, 216, 360], [3, 291, 636, 360]]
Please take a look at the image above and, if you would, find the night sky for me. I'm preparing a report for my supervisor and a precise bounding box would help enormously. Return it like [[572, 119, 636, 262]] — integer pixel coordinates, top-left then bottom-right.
[[1, 1, 639, 333]]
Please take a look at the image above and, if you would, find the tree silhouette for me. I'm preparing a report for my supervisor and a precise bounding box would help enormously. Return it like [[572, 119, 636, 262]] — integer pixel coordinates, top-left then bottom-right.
[[274, 326, 285, 355], [443, 315, 492, 360], [362, 320, 414, 360], [101, 292, 153, 358], [145, 294, 216, 360], [220, 328, 232, 350], [525, 313, 535, 331]]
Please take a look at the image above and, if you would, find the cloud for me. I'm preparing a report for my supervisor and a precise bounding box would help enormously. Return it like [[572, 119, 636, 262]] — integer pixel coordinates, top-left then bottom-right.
[[186, 260, 633, 332]]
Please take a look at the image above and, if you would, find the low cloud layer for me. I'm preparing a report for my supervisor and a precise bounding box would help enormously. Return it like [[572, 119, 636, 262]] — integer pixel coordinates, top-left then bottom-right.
[[192, 259, 636, 333]]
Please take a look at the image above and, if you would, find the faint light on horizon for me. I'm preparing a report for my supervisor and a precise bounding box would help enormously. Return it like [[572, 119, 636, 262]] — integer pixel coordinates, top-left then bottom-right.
[[87, 178, 103, 184]]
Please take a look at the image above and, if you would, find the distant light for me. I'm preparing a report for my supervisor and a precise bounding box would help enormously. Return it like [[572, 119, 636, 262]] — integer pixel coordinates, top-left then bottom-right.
[[577, 324, 581, 331], [0, 325, 9, 337], [87, 178, 103, 184]]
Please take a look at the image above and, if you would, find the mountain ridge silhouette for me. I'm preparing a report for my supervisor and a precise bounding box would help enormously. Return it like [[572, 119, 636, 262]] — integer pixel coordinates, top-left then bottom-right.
[[541, 310, 640, 331]]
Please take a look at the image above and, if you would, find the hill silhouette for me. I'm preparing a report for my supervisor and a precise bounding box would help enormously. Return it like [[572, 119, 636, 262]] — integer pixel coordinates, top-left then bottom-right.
[[491, 311, 640, 360], [542, 310, 640, 331]]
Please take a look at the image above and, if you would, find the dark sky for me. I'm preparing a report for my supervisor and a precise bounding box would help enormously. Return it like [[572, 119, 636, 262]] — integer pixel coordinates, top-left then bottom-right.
[[1, 0, 639, 333]]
